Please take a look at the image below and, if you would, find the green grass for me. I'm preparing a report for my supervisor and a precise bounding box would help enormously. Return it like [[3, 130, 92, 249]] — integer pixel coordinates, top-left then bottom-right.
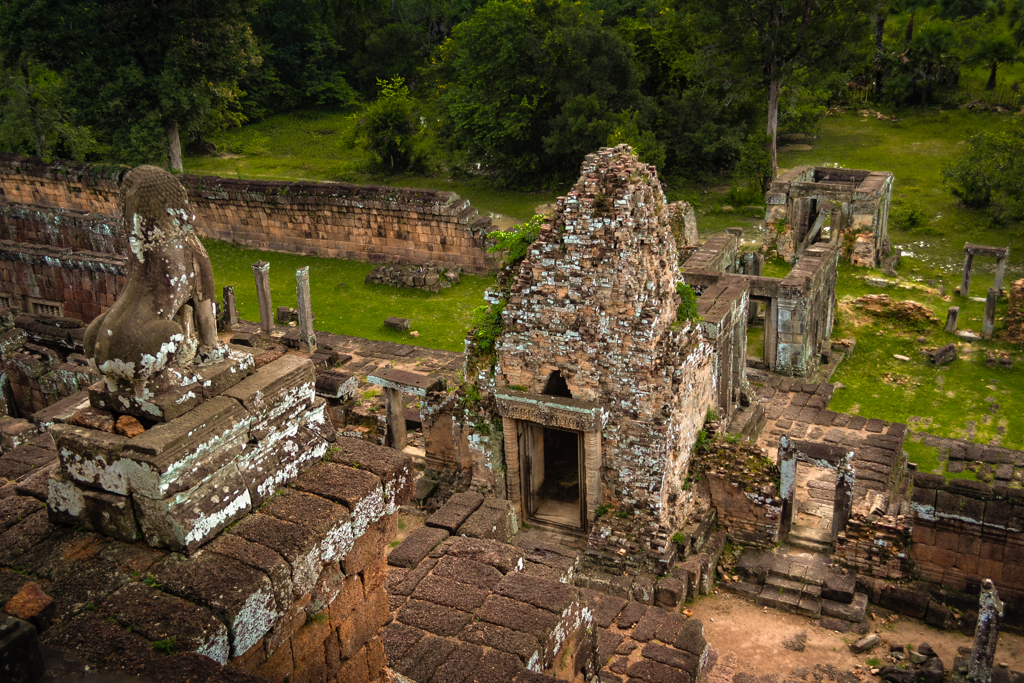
[[184, 108, 557, 222], [904, 441, 941, 474], [204, 238, 490, 353]]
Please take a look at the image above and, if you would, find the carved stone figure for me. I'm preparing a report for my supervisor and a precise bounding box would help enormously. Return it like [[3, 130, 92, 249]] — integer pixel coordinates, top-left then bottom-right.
[[84, 165, 223, 388]]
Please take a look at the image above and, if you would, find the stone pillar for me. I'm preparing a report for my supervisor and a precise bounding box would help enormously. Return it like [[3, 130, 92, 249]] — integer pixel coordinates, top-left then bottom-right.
[[832, 452, 855, 543], [503, 418, 522, 520], [967, 579, 1004, 683], [945, 306, 960, 334], [983, 288, 998, 339], [583, 430, 602, 524], [252, 261, 273, 336], [222, 286, 238, 329], [384, 387, 407, 451], [994, 257, 1007, 293], [296, 267, 316, 351], [778, 436, 797, 540], [961, 253, 974, 297]]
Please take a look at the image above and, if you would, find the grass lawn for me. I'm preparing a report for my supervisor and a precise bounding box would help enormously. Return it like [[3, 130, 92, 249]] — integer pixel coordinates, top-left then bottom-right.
[[204, 238, 490, 353]]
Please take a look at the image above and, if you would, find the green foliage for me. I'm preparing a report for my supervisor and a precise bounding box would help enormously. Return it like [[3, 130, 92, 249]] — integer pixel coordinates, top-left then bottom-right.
[[943, 115, 1024, 224], [889, 199, 926, 231], [882, 21, 961, 106], [595, 503, 612, 518], [606, 110, 666, 170], [354, 76, 423, 173], [468, 299, 506, 357], [966, 34, 1021, 90], [615, 510, 629, 519], [141, 573, 163, 589], [151, 636, 178, 655], [487, 215, 543, 269], [671, 531, 687, 545], [675, 283, 700, 324], [306, 611, 329, 624]]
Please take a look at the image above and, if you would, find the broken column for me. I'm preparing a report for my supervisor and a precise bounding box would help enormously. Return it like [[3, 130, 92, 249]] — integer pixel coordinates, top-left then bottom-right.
[[994, 255, 1007, 292], [944, 306, 959, 334], [961, 252, 974, 297], [966, 579, 1004, 683], [222, 285, 238, 329], [252, 260, 272, 335], [983, 288, 998, 339], [296, 266, 316, 351], [832, 452, 855, 543], [367, 368, 442, 452]]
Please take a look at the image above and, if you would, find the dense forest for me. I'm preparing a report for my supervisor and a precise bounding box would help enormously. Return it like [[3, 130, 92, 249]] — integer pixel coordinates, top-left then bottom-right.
[[1, 0, 1023, 212]]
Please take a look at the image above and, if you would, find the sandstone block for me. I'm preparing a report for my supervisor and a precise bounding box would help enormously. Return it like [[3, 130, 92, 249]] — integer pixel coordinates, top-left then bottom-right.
[[230, 512, 323, 597], [223, 353, 315, 426], [389, 526, 450, 569], [458, 498, 518, 543], [52, 424, 131, 494], [2, 581, 54, 633], [294, 462, 384, 538], [426, 491, 484, 533]]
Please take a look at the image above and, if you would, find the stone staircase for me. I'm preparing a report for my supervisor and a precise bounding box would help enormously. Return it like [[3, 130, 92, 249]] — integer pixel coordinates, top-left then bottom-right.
[[788, 524, 833, 553], [725, 546, 868, 624]]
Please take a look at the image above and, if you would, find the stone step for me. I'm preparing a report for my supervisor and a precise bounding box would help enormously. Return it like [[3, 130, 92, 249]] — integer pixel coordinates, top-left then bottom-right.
[[766, 574, 821, 600], [756, 586, 822, 619], [788, 525, 832, 553], [821, 592, 868, 622], [721, 580, 761, 600], [768, 552, 828, 586]]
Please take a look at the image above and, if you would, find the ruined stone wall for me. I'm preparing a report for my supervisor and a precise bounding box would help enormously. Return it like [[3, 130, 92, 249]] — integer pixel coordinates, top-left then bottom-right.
[[0, 153, 500, 277], [833, 511, 912, 581], [910, 472, 1024, 602], [697, 442, 781, 546], [496, 146, 716, 539], [697, 280, 748, 418], [1008, 278, 1024, 344]]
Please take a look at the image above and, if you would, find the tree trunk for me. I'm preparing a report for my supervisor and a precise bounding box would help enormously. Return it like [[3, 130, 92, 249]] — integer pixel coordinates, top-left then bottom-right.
[[905, 11, 915, 46], [987, 63, 998, 90], [20, 62, 45, 159], [766, 79, 781, 178], [874, 10, 888, 96], [167, 121, 183, 172]]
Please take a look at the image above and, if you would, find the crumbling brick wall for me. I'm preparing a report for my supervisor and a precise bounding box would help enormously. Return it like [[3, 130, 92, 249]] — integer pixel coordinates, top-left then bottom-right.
[[1007, 278, 1024, 344], [496, 145, 716, 547], [696, 442, 782, 546], [833, 511, 912, 581], [910, 472, 1024, 602], [0, 153, 500, 277]]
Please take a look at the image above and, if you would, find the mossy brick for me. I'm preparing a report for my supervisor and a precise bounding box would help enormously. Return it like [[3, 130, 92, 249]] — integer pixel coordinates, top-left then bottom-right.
[[426, 491, 485, 533], [642, 641, 699, 675], [394, 632, 458, 682], [468, 648, 524, 683], [134, 461, 252, 554], [100, 583, 229, 664], [433, 641, 485, 683], [494, 572, 576, 614], [223, 353, 315, 424], [261, 488, 353, 564], [325, 437, 415, 509], [458, 622, 540, 663], [429, 537, 526, 574], [477, 595, 559, 641], [431, 555, 504, 591], [118, 396, 251, 500], [51, 423, 131, 494], [230, 513, 322, 597], [150, 550, 277, 657], [40, 611, 156, 673], [389, 526, 450, 569], [397, 597, 473, 637], [411, 574, 489, 612], [207, 532, 294, 607], [293, 462, 383, 538]]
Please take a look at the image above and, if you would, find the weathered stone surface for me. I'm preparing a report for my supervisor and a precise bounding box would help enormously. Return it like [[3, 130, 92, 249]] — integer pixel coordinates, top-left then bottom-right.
[[397, 598, 473, 637], [850, 634, 880, 653], [69, 406, 116, 433], [458, 498, 518, 543], [426, 491, 485, 533], [389, 526, 450, 569], [293, 461, 384, 537], [385, 317, 411, 332], [431, 555, 503, 591], [205, 533, 293, 607], [133, 462, 251, 553], [150, 550, 277, 657], [40, 611, 154, 672], [655, 577, 686, 608], [494, 572, 576, 614], [223, 353, 314, 425], [115, 415, 145, 438], [928, 344, 957, 366], [476, 595, 558, 640], [100, 583, 229, 664], [52, 424, 131, 494], [260, 488, 353, 564], [326, 437, 415, 510], [229, 512, 321, 597], [430, 536, 526, 574], [459, 621, 540, 662], [412, 574, 490, 612], [2, 581, 55, 633], [0, 614, 45, 683]]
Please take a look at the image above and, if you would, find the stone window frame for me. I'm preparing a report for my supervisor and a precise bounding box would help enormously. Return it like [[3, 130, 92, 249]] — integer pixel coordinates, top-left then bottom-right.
[[0, 293, 12, 310], [495, 389, 607, 532], [28, 297, 63, 317]]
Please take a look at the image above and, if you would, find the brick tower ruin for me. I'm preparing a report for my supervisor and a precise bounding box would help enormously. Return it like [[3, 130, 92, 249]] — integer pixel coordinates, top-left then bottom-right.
[[493, 145, 715, 569]]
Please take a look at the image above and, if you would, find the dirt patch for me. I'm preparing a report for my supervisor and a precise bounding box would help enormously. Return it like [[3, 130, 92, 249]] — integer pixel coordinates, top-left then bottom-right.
[[689, 592, 1024, 677], [851, 294, 938, 325]]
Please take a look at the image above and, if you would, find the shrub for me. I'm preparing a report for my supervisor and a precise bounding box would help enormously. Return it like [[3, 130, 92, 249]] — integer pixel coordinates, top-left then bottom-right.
[[488, 214, 543, 270], [675, 283, 700, 323], [943, 115, 1024, 224], [355, 76, 422, 172]]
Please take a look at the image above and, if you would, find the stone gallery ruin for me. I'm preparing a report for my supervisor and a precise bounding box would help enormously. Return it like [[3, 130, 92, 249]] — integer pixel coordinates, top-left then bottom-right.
[[0, 147, 1022, 683]]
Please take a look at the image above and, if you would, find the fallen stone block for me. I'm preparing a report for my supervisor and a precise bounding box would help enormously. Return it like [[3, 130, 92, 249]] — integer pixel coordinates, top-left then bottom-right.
[[2, 581, 55, 633], [385, 317, 411, 331], [928, 344, 957, 366], [849, 633, 879, 654], [458, 498, 517, 543]]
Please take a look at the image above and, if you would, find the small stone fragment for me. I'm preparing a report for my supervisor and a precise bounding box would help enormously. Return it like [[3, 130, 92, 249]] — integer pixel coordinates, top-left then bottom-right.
[[850, 634, 880, 654], [115, 415, 145, 438]]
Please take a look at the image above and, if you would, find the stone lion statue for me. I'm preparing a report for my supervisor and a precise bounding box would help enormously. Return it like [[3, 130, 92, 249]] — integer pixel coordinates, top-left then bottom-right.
[[84, 165, 224, 389]]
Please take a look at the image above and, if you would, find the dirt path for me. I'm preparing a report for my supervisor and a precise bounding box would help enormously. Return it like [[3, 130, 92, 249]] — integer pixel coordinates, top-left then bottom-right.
[[690, 592, 1024, 677]]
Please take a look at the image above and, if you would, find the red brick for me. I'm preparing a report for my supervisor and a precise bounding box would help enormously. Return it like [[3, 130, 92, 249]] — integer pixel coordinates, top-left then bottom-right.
[[337, 647, 370, 683], [257, 638, 294, 683]]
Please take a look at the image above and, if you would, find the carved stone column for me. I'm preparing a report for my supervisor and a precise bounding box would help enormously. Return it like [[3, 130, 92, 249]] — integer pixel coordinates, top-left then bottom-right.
[[967, 579, 1004, 683], [252, 261, 273, 335], [296, 266, 316, 351]]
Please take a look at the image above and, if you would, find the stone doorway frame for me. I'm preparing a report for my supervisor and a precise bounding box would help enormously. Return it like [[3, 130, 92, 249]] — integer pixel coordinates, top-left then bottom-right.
[[961, 243, 1010, 297], [778, 436, 855, 545], [368, 368, 443, 450], [494, 389, 606, 532]]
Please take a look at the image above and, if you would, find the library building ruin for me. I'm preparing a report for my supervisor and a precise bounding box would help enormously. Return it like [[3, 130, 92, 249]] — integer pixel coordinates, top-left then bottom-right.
[[0, 147, 1022, 683]]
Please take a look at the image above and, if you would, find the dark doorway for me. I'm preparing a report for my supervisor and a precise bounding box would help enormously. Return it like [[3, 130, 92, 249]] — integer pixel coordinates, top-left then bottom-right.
[[522, 424, 584, 531]]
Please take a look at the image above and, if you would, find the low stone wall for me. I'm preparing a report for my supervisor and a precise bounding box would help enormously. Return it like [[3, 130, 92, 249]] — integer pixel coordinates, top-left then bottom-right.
[[1008, 278, 1024, 344], [364, 262, 461, 293], [698, 442, 782, 546], [834, 510, 912, 581], [910, 472, 1024, 602], [0, 154, 500, 276]]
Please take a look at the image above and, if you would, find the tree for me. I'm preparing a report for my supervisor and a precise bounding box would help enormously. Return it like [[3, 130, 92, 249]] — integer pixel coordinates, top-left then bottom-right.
[[354, 76, 422, 172], [943, 116, 1024, 224], [967, 35, 1020, 90], [704, 0, 873, 177], [883, 21, 960, 104], [0, 0, 261, 169]]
